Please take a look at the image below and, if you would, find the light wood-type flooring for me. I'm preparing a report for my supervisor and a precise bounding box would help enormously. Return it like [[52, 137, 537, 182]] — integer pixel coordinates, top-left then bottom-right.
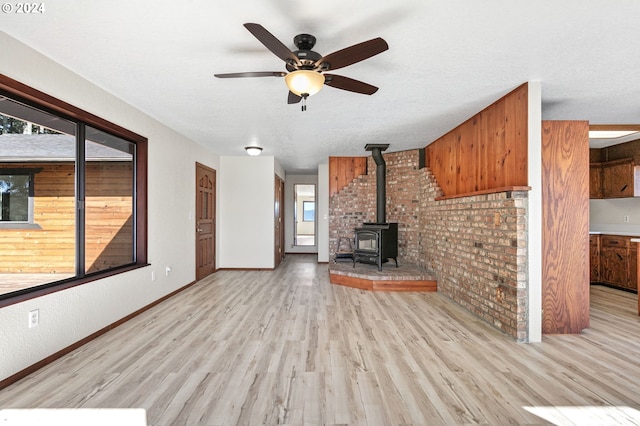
[[1, 255, 640, 425]]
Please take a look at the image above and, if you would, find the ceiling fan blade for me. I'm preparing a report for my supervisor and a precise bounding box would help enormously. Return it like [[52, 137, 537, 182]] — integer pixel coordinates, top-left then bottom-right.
[[317, 38, 388, 71], [244, 23, 300, 65], [324, 74, 379, 95], [214, 71, 286, 78], [288, 91, 302, 104]]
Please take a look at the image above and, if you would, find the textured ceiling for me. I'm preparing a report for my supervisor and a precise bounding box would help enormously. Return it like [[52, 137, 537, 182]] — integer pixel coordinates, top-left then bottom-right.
[[2, 1, 640, 173]]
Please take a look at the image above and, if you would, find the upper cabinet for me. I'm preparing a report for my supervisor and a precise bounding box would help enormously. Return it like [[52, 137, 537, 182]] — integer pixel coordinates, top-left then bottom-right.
[[590, 139, 640, 199], [597, 158, 640, 198], [591, 158, 640, 199], [589, 163, 603, 198]]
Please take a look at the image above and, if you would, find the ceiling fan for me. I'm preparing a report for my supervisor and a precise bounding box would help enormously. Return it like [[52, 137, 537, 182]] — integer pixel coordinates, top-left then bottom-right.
[[215, 23, 389, 110]]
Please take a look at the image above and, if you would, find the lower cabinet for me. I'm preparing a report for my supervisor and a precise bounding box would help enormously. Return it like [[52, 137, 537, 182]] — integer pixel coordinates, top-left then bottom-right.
[[589, 234, 600, 282], [592, 234, 638, 292], [630, 244, 638, 291]]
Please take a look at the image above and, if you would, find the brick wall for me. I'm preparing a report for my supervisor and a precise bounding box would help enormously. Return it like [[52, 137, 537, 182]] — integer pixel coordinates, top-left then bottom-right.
[[329, 148, 529, 341], [329, 150, 424, 265], [421, 190, 529, 341]]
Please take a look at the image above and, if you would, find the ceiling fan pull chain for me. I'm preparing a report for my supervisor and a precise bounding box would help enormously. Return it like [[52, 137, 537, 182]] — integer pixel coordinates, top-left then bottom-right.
[[301, 96, 307, 112]]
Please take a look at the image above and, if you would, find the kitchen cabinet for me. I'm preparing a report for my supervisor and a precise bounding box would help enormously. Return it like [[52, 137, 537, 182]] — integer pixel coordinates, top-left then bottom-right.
[[594, 234, 638, 291], [589, 164, 603, 199], [589, 234, 600, 282], [631, 243, 638, 291], [600, 158, 640, 198]]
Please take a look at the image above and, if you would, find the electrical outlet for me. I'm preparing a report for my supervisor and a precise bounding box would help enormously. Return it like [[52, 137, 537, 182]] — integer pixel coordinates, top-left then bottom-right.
[[624, 215, 630, 223], [29, 309, 39, 328], [165, 266, 172, 276]]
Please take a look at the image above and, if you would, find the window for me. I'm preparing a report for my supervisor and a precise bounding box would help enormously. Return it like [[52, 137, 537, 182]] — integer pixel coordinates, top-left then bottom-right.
[[1, 173, 29, 222], [0, 74, 147, 303], [303, 201, 315, 221]]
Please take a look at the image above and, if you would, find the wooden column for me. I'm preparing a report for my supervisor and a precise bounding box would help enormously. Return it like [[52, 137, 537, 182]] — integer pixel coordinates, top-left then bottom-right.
[[541, 120, 590, 333]]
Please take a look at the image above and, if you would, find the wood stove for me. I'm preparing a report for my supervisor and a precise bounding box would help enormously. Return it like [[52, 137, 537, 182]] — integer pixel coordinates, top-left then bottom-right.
[[353, 144, 399, 271], [354, 222, 398, 270]]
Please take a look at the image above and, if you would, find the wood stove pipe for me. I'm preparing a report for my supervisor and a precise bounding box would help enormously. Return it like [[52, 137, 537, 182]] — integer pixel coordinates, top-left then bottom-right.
[[365, 143, 390, 224]]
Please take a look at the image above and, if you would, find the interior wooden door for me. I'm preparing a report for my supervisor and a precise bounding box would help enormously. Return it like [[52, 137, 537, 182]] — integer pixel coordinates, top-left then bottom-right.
[[274, 175, 285, 267], [196, 163, 216, 280]]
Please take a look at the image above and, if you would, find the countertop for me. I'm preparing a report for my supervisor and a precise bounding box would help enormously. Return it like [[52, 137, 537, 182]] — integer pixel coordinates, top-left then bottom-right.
[[590, 231, 640, 237]]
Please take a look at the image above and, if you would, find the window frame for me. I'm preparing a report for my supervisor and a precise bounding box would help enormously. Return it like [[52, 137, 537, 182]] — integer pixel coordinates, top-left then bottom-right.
[[0, 74, 148, 308], [0, 168, 42, 229]]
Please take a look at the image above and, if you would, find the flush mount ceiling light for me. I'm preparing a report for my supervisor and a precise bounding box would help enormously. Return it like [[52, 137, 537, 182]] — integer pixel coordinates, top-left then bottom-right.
[[284, 70, 325, 97], [245, 146, 263, 156]]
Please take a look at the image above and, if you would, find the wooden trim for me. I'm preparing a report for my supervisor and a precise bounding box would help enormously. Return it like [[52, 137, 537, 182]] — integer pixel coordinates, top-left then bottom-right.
[[0, 279, 197, 391], [435, 186, 531, 201], [591, 157, 634, 167], [329, 273, 437, 292], [0, 74, 146, 144], [0, 263, 149, 308], [136, 139, 148, 266], [589, 124, 640, 132]]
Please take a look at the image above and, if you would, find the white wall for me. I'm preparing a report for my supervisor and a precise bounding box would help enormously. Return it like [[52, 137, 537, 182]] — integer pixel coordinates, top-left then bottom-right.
[[590, 198, 640, 234], [284, 174, 318, 254], [218, 156, 275, 268], [0, 32, 219, 382]]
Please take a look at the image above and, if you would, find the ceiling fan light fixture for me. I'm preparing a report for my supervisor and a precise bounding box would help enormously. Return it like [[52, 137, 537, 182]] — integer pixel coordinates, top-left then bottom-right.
[[245, 146, 263, 156], [284, 70, 325, 97]]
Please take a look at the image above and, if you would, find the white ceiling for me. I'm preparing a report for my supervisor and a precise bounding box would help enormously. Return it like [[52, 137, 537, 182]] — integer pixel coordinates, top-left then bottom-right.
[[2, 1, 640, 173]]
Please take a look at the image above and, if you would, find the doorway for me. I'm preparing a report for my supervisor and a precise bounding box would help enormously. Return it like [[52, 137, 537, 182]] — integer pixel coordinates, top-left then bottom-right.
[[196, 162, 216, 280], [294, 184, 316, 246]]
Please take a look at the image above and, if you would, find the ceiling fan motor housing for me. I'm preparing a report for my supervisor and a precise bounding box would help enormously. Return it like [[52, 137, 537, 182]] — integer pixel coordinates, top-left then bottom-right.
[[285, 34, 323, 71]]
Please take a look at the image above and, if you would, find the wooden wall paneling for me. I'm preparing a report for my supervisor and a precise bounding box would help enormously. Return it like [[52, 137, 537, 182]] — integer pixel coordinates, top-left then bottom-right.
[[329, 157, 338, 196], [513, 84, 529, 186], [466, 113, 477, 193], [501, 90, 515, 188], [456, 126, 470, 194], [328, 156, 367, 197], [541, 120, 590, 334], [423, 83, 530, 197], [445, 132, 457, 195], [475, 110, 488, 192], [491, 98, 507, 189]]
